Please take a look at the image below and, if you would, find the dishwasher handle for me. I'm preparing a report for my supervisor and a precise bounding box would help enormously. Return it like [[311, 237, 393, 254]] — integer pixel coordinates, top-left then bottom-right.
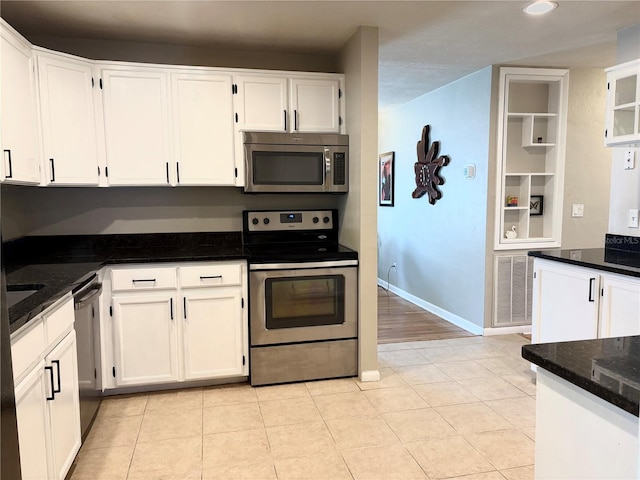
[[74, 281, 103, 310]]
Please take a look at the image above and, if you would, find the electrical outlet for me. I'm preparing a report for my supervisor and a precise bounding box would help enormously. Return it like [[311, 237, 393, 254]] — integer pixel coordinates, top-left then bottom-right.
[[628, 209, 639, 228]]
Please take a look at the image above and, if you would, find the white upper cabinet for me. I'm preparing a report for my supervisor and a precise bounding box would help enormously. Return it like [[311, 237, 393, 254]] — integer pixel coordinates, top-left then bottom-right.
[[36, 51, 100, 185], [494, 67, 569, 250], [234, 75, 288, 131], [604, 59, 640, 146], [234, 74, 343, 134], [0, 21, 41, 184], [101, 67, 172, 185], [171, 72, 235, 185], [290, 78, 341, 133]]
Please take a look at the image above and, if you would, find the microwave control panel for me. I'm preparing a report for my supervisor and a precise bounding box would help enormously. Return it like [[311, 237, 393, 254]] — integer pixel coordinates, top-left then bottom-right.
[[333, 152, 346, 185]]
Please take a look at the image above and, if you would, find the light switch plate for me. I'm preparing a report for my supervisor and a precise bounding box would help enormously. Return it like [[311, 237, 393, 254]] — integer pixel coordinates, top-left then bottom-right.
[[628, 209, 639, 228], [625, 150, 636, 170], [571, 204, 584, 217], [463, 164, 476, 179]]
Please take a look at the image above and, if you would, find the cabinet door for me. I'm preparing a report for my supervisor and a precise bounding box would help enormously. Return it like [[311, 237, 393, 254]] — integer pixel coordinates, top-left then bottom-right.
[[290, 78, 341, 133], [599, 274, 640, 338], [182, 289, 244, 380], [0, 25, 41, 184], [235, 75, 288, 132], [532, 261, 600, 343], [101, 68, 172, 185], [112, 292, 179, 386], [15, 361, 51, 480], [46, 330, 81, 480], [171, 73, 235, 185], [37, 53, 99, 185], [605, 61, 640, 146]]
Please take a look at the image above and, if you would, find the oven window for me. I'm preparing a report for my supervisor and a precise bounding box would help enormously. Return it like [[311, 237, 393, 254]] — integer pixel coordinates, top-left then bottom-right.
[[265, 275, 345, 329], [252, 151, 324, 185]]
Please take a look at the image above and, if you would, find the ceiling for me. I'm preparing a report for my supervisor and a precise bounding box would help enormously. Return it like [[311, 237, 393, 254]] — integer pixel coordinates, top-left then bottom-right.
[[1, 1, 639, 111]]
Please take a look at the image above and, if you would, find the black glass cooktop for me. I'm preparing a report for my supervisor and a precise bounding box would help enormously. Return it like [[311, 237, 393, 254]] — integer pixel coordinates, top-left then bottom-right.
[[246, 243, 358, 264]]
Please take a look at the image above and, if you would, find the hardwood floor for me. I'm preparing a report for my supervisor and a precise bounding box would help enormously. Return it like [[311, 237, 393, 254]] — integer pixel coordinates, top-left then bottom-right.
[[377, 286, 475, 344]]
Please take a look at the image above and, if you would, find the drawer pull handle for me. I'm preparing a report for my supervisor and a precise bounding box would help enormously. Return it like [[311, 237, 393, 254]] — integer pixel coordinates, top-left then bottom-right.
[[45, 366, 55, 400], [51, 360, 61, 394], [200, 275, 222, 280], [132, 279, 156, 284], [588, 278, 596, 302]]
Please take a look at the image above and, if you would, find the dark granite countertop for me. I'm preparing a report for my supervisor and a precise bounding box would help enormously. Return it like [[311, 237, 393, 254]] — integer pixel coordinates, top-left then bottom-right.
[[522, 336, 640, 416], [529, 234, 640, 278], [5, 233, 247, 333]]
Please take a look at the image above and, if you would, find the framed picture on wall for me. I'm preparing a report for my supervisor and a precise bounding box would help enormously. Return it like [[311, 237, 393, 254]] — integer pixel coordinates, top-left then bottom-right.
[[530, 195, 544, 216], [379, 151, 395, 207]]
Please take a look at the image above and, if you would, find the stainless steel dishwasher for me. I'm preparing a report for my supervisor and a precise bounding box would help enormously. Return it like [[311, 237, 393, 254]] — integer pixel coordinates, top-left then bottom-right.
[[73, 274, 102, 440]]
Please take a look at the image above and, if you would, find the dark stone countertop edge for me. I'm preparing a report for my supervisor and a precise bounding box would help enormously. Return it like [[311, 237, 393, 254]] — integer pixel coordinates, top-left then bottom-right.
[[522, 344, 639, 417], [6, 233, 249, 335], [528, 249, 640, 278]]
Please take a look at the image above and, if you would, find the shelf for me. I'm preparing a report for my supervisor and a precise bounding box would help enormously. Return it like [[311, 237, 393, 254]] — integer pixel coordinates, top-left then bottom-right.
[[496, 67, 568, 250], [503, 206, 528, 211], [508, 112, 557, 118]]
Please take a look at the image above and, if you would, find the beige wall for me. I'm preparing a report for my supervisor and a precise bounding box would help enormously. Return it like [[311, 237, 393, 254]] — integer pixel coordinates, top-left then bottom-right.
[[338, 26, 379, 380], [1, 185, 340, 240], [561, 68, 611, 249], [28, 35, 338, 73]]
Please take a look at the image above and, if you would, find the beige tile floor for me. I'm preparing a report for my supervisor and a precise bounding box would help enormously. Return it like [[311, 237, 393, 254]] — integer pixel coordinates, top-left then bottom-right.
[[69, 334, 536, 480]]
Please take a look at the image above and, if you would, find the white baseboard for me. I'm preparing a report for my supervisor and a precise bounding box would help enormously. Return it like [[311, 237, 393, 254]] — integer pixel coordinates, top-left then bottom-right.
[[483, 325, 532, 336], [360, 370, 381, 382], [377, 279, 484, 336]]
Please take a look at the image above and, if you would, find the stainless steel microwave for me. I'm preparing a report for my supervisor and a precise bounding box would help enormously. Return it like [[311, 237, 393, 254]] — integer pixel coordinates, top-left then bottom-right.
[[243, 132, 349, 193]]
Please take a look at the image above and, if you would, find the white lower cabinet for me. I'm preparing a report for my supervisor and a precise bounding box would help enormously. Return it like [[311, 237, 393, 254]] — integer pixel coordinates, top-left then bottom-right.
[[111, 292, 179, 386], [182, 288, 244, 380], [599, 274, 640, 338], [14, 362, 50, 480], [532, 258, 640, 344], [12, 295, 81, 480], [106, 261, 248, 389], [45, 331, 82, 480]]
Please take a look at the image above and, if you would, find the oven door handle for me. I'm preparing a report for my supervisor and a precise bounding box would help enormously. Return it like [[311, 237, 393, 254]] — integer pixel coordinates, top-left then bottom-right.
[[250, 260, 358, 271]]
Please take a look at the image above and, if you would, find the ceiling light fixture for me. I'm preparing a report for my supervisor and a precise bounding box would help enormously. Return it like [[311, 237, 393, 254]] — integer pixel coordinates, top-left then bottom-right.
[[523, 1, 558, 15]]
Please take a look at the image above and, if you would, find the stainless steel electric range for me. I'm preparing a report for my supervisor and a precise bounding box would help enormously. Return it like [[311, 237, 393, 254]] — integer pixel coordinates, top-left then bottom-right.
[[243, 209, 358, 386]]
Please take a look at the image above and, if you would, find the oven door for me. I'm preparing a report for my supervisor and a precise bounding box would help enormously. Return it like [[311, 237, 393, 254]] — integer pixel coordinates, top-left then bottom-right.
[[249, 264, 357, 346]]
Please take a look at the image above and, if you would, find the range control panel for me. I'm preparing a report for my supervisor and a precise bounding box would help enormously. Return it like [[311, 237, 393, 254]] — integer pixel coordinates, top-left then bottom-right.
[[245, 210, 334, 232]]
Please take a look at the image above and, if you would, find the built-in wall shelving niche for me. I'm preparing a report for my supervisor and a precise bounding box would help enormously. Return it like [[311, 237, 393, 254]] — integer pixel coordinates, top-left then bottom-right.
[[495, 67, 569, 250]]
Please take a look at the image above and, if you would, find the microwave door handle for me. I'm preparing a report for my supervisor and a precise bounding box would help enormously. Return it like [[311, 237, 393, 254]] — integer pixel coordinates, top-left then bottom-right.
[[324, 147, 331, 187]]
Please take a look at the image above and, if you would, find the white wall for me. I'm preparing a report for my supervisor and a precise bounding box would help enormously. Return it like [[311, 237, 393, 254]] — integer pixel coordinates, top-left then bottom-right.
[[378, 67, 493, 330], [608, 23, 640, 235]]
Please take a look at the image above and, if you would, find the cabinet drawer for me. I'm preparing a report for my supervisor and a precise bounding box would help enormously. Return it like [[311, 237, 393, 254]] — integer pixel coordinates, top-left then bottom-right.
[[180, 263, 242, 288], [44, 296, 74, 346], [111, 267, 177, 291], [11, 319, 45, 382]]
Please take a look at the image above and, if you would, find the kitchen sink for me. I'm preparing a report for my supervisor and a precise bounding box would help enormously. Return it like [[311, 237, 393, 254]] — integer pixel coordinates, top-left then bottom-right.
[[6, 284, 44, 309]]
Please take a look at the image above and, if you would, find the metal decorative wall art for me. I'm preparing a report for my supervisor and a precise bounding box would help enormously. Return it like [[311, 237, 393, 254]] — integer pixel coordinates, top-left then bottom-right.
[[412, 125, 450, 204]]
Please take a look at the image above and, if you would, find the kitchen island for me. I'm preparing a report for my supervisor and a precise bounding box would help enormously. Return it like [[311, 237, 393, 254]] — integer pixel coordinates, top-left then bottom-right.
[[522, 336, 639, 479]]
